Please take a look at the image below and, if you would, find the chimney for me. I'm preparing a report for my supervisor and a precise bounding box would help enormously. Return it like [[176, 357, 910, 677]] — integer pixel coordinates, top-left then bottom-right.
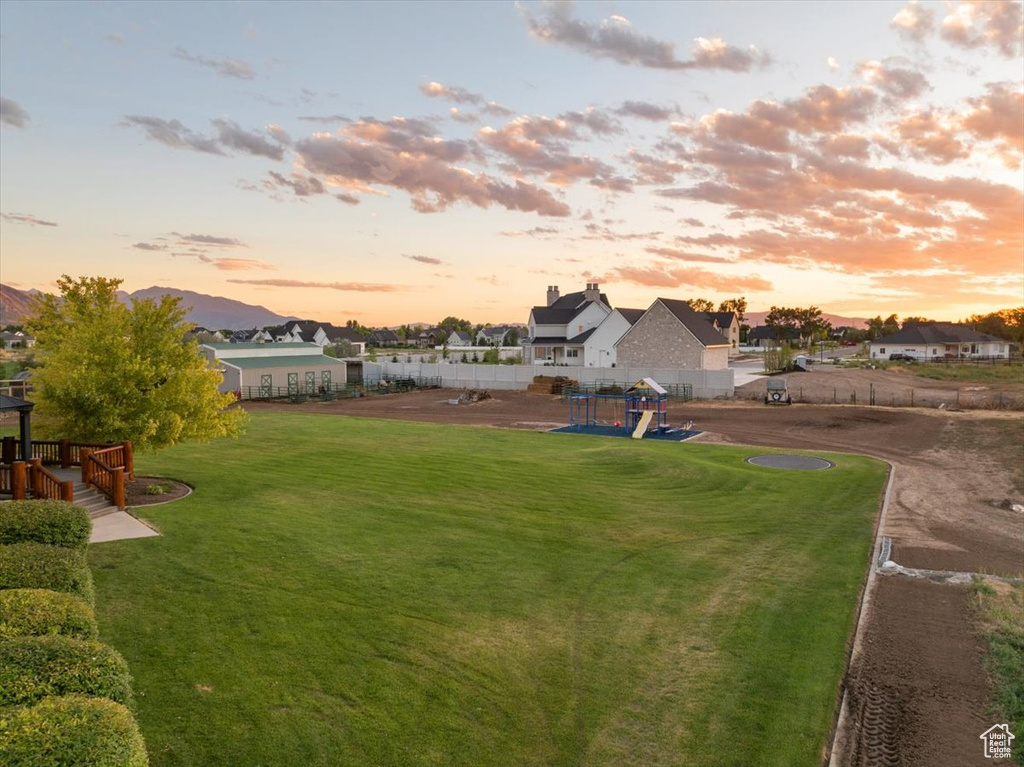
[[583, 282, 600, 303], [547, 285, 560, 306]]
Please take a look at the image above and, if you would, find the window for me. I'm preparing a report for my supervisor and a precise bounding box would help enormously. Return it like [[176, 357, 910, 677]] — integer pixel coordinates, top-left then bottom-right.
[[287, 372, 299, 395], [260, 374, 272, 398], [566, 349, 579, 358]]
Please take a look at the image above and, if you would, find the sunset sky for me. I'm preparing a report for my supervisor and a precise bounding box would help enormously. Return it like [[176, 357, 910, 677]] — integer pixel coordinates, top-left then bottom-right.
[[1, 0, 1021, 326]]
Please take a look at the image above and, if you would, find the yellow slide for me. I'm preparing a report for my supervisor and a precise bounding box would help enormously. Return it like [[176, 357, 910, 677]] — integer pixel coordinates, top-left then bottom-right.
[[632, 410, 653, 439]]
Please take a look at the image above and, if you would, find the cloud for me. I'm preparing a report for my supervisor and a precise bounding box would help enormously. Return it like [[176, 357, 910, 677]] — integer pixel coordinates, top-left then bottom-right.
[[293, 128, 571, 216], [206, 258, 275, 271], [227, 278, 401, 291], [172, 232, 247, 247], [450, 107, 478, 123], [560, 107, 622, 135], [520, 4, 770, 72], [479, 116, 617, 185], [857, 59, 930, 100], [419, 81, 482, 104], [644, 247, 733, 263], [419, 81, 514, 115], [404, 254, 445, 265], [940, 1, 1023, 58], [827, 56, 840, 70], [499, 226, 561, 237], [960, 82, 1024, 167], [132, 242, 167, 251], [0, 97, 30, 128], [1, 212, 57, 227], [172, 47, 256, 79], [297, 114, 351, 124], [212, 119, 284, 160], [891, 1, 935, 42], [599, 265, 772, 291], [122, 115, 224, 155], [104, 32, 125, 46], [266, 124, 292, 145], [265, 171, 326, 197], [335, 192, 361, 205], [615, 101, 676, 121]]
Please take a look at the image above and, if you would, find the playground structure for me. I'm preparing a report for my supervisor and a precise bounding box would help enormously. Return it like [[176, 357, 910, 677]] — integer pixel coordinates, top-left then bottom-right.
[[566, 377, 695, 440]]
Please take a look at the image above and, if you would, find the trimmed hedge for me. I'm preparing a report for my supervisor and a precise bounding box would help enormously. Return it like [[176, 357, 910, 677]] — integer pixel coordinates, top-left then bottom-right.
[[0, 694, 148, 766], [0, 542, 94, 606], [0, 589, 98, 640], [0, 635, 134, 708], [0, 500, 91, 552]]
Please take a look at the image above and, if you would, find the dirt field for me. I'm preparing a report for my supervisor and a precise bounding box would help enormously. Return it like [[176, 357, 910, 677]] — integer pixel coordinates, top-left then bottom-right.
[[246, 386, 1023, 766]]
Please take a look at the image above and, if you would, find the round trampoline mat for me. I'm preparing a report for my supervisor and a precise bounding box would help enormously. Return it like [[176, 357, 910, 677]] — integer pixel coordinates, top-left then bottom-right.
[[745, 454, 835, 470]]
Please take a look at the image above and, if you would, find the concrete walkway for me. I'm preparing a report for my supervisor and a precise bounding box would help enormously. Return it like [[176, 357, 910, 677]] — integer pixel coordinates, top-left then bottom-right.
[[49, 467, 161, 544]]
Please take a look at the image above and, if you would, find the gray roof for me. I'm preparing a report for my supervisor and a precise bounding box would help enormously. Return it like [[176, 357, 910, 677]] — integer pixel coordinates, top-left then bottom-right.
[[748, 325, 800, 341], [656, 299, 732, 346], [872, 323, 1008, 346], [219, 354, 348, 370], [531, 289, 609, 324], [703, 312, 737, 329], [204, 342, 318, 351], [617, 308, 646, 325]]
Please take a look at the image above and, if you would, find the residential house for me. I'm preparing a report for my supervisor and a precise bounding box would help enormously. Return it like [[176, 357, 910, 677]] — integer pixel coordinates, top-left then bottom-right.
[[0, 331, 35, 349], [369, 329, 401, 348], [615, 298, 731, 370], [447, 330, 473, 347], [581, 308, 645, 367], [201, 342, 355, 396], [702, 312, 740, 355], [745, 325, 801, 348], [869, 323, 1012, 360], [476, 325, 521, 346], [229, 328, 272, 343], [524, 284, 612, 364]]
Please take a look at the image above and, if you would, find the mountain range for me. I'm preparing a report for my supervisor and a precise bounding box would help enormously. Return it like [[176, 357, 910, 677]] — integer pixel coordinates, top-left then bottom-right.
[[1, 282, 870, 331], [0, 283, 295, 331]]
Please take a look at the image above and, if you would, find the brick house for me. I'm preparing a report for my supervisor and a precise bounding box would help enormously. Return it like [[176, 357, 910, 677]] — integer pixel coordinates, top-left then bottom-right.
[[615, 298, 731, 369]]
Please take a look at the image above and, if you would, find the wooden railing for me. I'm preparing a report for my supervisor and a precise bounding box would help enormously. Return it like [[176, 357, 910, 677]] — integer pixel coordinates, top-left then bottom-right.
[[0, 460, 73, 503], [81, 448, 127, 510], [0, 439, 132, 510], [0, 437, 132, 472]]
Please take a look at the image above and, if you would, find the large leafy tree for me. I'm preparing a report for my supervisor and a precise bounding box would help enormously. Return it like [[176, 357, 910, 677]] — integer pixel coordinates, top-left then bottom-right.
[[718, 297, 747, 323], [27, 276, 245, 449], [685, 298, 715, 313]]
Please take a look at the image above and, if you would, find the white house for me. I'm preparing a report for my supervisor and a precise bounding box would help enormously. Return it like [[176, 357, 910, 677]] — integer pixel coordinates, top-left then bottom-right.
[[524, 284, 612, 364], [869, 323, 1011, 361], [447, 330, 473, 347], [581, 308, 645, 367]]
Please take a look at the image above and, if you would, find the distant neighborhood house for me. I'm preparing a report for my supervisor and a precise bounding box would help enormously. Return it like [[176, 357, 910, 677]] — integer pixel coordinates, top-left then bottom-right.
[[0, 331, 34, 349], [524, 284, 612, 365], [869, 323, 1011, 360]]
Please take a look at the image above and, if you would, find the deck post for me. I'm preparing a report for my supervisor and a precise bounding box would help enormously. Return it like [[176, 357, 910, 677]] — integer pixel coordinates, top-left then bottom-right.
[[1, 436, 16, 464], [61, 480, 74, 503], [28, 458, 43, 498], [124, 441, 135, 479], [80, 449, 93, 485], [10, 461, 27, 500], [59, 439, 71, 468], [112, 467, 126, 510]]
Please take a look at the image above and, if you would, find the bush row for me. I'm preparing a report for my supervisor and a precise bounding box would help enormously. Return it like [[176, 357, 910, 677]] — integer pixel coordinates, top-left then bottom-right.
[[1, 500, 148, 764], [0, 694, 148, 767], [0, 499, 92, 552], [0, 588, 98, 640], [0, 542, 95, 606], [0, 635, 135, 708]]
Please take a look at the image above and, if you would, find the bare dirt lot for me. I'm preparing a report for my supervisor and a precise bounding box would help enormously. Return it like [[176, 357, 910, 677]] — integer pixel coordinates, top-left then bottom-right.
[[244, 385, 1023, 766]]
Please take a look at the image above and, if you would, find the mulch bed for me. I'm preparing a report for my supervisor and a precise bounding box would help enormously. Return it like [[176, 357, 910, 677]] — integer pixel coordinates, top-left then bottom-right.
[[125, 476, 191, 507]]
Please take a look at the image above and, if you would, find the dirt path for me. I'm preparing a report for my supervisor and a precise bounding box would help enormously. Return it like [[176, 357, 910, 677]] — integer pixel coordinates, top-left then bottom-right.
[[244, 389, 1024, 766]]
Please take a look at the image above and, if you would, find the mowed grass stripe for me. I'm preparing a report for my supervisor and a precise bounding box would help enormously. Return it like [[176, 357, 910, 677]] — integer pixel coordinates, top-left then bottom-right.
[[89, 412, 885, 767]]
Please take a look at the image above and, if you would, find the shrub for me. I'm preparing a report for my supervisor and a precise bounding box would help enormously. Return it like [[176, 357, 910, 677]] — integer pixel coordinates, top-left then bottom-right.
[[0, 589, 98, 640], [0, 635, 134, 708], [0, 694, 148, 766], [0, 542, 95, 606], [0, 500, 91, 552]]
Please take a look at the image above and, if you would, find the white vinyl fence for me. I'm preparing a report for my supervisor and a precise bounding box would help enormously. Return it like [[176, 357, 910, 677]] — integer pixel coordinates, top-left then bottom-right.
[[365, 362, 734, 399]]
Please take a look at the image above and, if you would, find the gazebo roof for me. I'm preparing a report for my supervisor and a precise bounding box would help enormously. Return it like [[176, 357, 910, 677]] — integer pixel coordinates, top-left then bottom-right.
[[0, 394, 35, 412]]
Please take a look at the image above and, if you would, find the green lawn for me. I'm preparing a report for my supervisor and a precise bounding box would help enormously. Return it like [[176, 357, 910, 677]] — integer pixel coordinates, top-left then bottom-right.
[[89, 413, 886, 767]]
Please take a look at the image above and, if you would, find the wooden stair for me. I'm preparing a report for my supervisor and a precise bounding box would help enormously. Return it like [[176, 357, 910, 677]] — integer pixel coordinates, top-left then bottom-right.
[[71, 481, 120, 519]]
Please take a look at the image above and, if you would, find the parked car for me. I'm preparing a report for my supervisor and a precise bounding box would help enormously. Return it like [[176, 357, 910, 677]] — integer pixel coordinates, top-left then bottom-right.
[[889, 353, 916, 361], [764, 378, 792, 405]]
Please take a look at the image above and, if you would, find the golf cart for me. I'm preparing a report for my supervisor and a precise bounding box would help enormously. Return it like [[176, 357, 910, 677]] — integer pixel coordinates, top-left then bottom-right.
[[765, 378, 792, 405]]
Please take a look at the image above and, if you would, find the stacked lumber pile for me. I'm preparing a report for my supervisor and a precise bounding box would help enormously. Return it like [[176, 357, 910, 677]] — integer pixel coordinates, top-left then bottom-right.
[[526, 375, 577, 395]]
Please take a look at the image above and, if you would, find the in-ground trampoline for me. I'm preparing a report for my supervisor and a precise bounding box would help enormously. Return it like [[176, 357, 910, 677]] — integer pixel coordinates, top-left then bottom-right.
[[745, 454, 835, 470]]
